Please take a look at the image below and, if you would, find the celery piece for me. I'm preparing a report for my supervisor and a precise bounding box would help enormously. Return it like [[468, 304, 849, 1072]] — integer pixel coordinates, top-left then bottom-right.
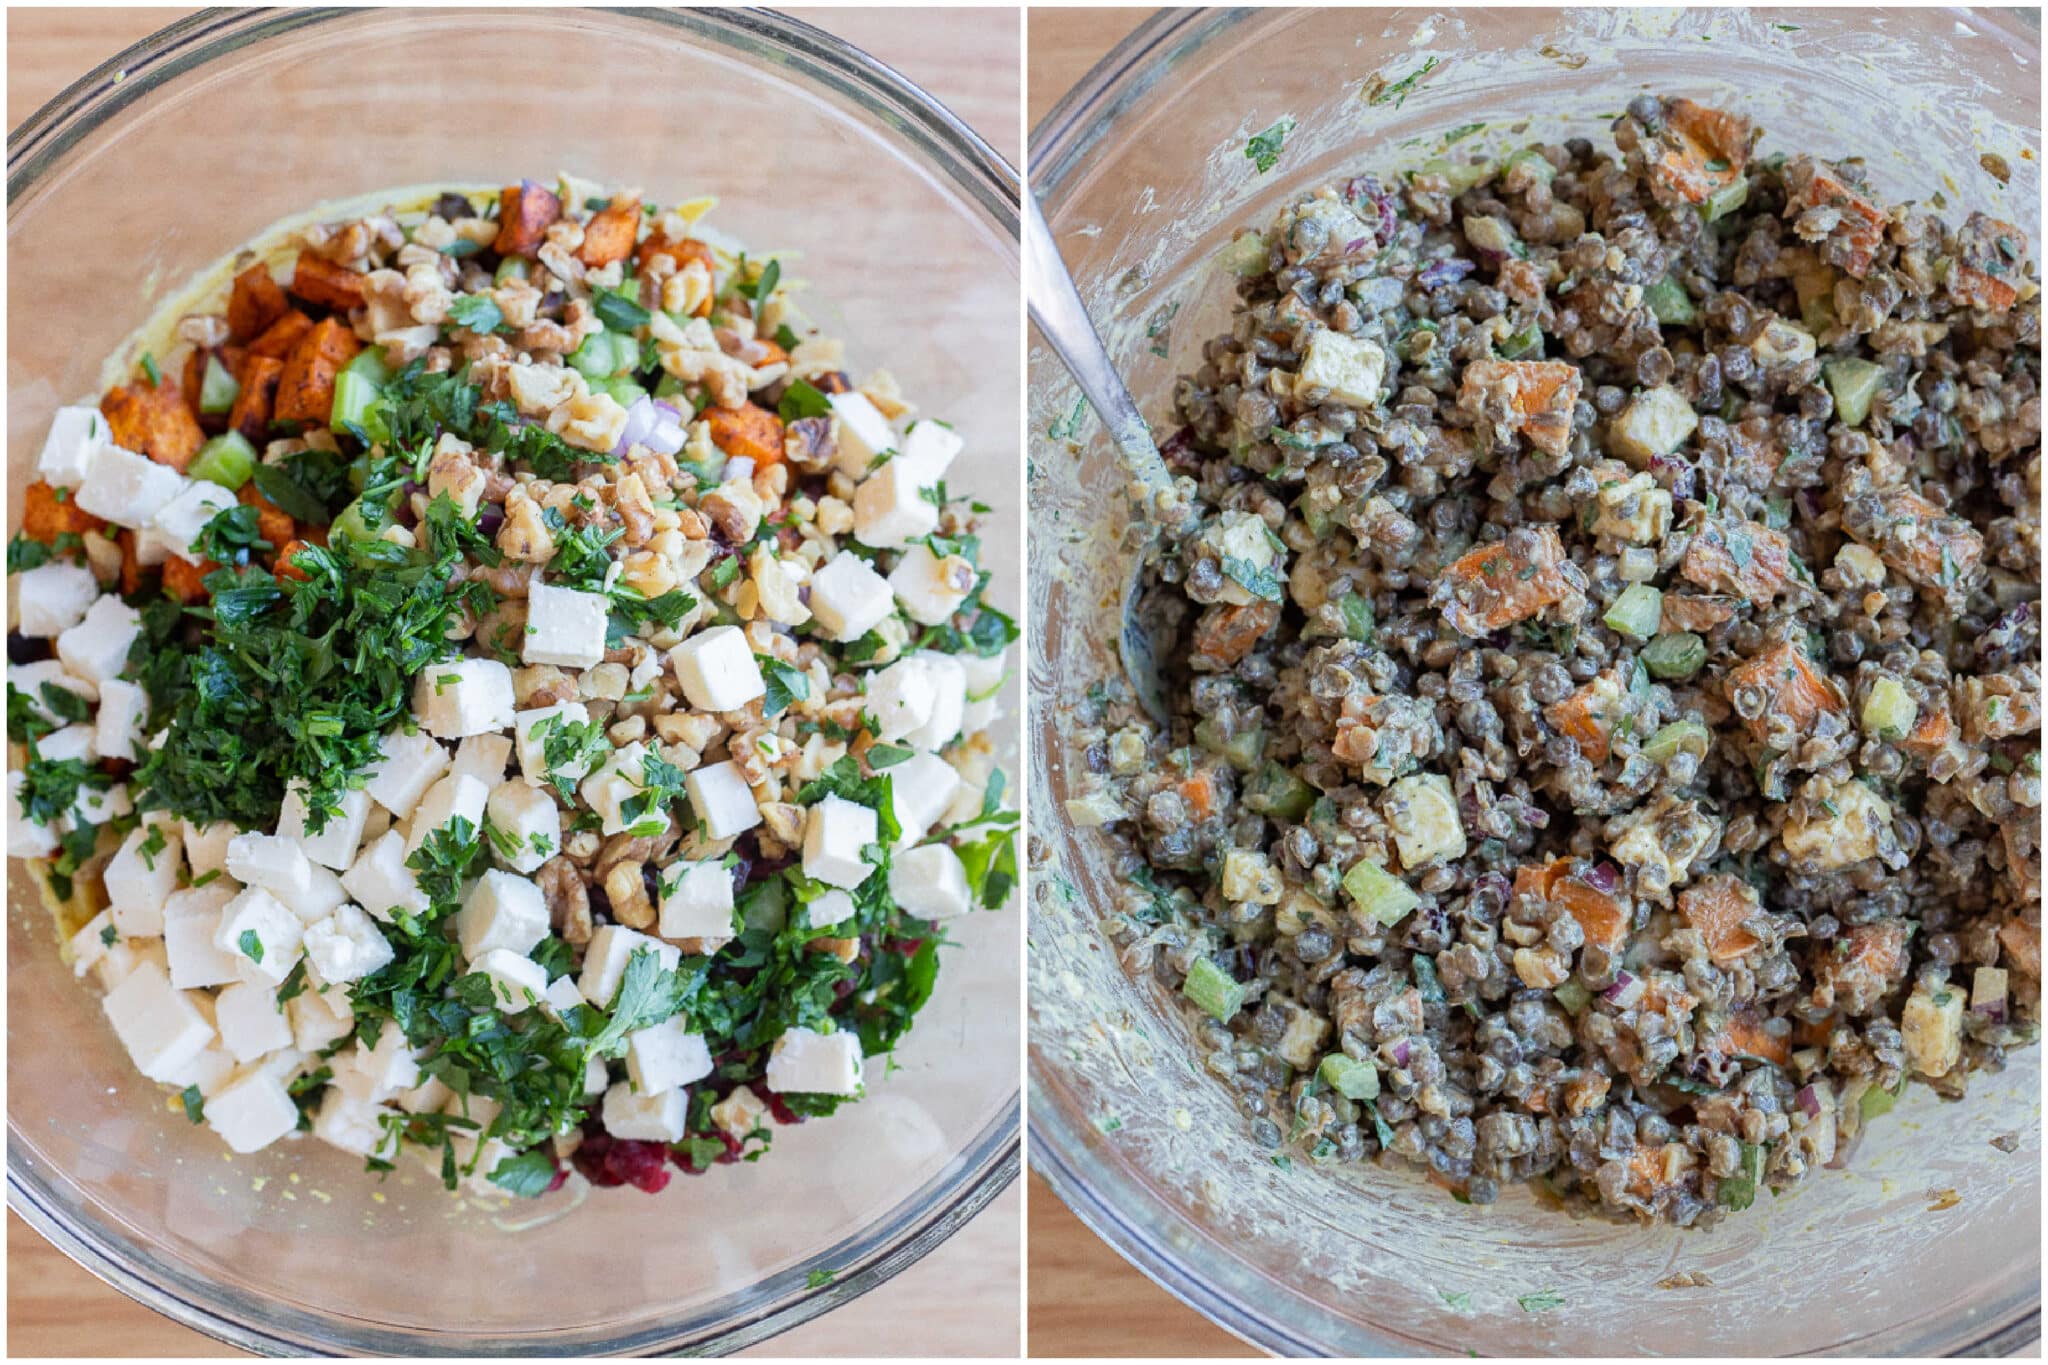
[[1859, 1077, 1905, 1122], [1861, 677, 1918, 740], [1702, 176, 1749, 222], [1319, 1052, 1380, 1100], [1245, 761, 1316, 822], [1641, 631, 1707, 680], [1553, 980, 1592, 1015], [1220, 232, 1271, 278], [1643, 275, 1697, 327], [1497, 323, 1544, 360], [198, 354, 240, 415], [1344, 859, 1420, 927], [1340, 592, 1375, 643], [344, 345, 394, 387], [1823, 357, 1885, 428], [1419, 156, 1493, 195], [186, 432, 257, 491], [1194, 718, 1264, 772], [1501, 146, 1557, 185], [330, 371, 383, 436], [1641, 719, 1711, 764], [493, 256, 531, 285], [569, 329, 631, 381], [1182, 956, 1247, 1023], [1602, 583, 1664, 641]]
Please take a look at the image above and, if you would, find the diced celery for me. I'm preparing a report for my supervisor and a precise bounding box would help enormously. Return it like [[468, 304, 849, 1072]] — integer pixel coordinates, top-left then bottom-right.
[[1245, 761, 1316, 822], [344, 346, 394, 387], [1801, 292, 1837, 336], [1643, 275, 1697, 327], [601, 378, 650, 410], [1641, 631, 1707, 680], [1063, 791, 1125, 827], [1553, 980, 1592, 1015], [1220, 232, 1271, 278], [186, 432, 257, 490], [1702, 176, 1749, 222], [654, 372, 689, 399], [569, 329, 632, 380], [1501, 146, 1557, 185], [1859, 1077, 1906, 1121], [1419, 156, 1493, 195], [1182, 956, 1247, 1023], [198, 354, 239, 414], [1340, 592, 1375, 643], [330, 370, 383, 435], [1603, 583, 1664, 641], [329, 497, 379, 544], [1861, 677, 1918, 740], [493, 257, 530, 285], [1319, 1052, 1380, 1100], [1497, 323, 1544, 360], [1194, 718, 1263, 772], [1641, 719, 1711, 764], [1343, 860, 1420, 927], [1823, 357, 1885, 427]]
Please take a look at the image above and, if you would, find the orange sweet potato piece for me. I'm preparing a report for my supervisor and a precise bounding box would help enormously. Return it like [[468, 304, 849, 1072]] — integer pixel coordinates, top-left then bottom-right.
[[1627, 1145, 1681, 1197], [1434, 525, 1580, 637], [576, 200, 642, 268], [1515, 859, 1630, 952], [494, 180, 562, 257], [247, 308, 315, 361], [1459, 358, 1581, 455], [272, 538, 314, 581], [1785, 157, 1889, 278], [1648, 98, 1751, 206], [230, 354, 285, 446], [1191, 601, 1280, 668], [115, 530, 148, 595], [1841, 489, 1984, 595], [1178, 770, 1217, 821], [1812, 920, 1909, 1014], [1951, 212, 2026, 313], [288, 250, 367, 312], [227, 264, 290, 343], [160, 553, 215, 603], [1715, 1011, 1791, 1067], [1680, 517, 1793, 603], [703, 403, 785, 467], [1544, 668, 1626, 764], [1999, 918, 2040, 980], [1678, 874, 1762, 966], [273, 317, 361, 426], [101, 380, 205, 471], [1724, 642, 1842, 744], [238, 482, 294, 549], [637, 231, 715, 275], [21, 481, 107, 543]]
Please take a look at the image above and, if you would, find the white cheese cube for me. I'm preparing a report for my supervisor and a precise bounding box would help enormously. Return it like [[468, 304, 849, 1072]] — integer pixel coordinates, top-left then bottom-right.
[[514, 702, 593, 789], [1901, 981, 1966, 1078], [711, 1085, 768, 1140], [577, 923, 681, 1009], [685, 759, 761, 840], [10, 659, 96, 718], [105, 824, 184, 936], [340, 829, 429, 923], [602, 1081, 688, 1142], [455, 869, 550, 962], [205, 1070, 300, 1153], [14, 561, 100, 638], [313, 1086, 397, 1159], [866, 655, 938, 742], [102, 959, 214, 1083], [362, 727, 451, 819], [452, 733, 513, 786], [669, 625, 766, 713], [350, 1027, 420, 1099], [161, 1043, 237, 1097], [888, 750, 964, 845], [276, 783, 370, 871], [225, 832, 313, 906], [960, 650, 1007, 736], [162, 881, 243, 989], [802, 888, 857, 928], [540, 973, 587, 1022], [303, 904, 395, 983], [803, 795, 879, 890], [411, 657, 516, 739], [584, 1055, 610, 1097], [579, 740, 658, 838], [283, 861, 349, 926], [765, 1026, 864, 1096], [35, 722, 96, 766], [890, 843, 973, 920], [182, 821, 236, 878], [828, 390, 899, 477], [288, 985, 355, 1053], [522, 582, 609, 669], [212, 885, 304, 986], [852, 458, 940, 550], [808, 551, 896, 643], [1382, 773, 1468, 868], [67, 909, 118, 979], [5, 770, 59, 859], [900, 420, 963, 480], [59, 780, 131, 837], [485, 779, 560, 874], [905, 652, 967, 751], [36, 405, 107, 488], [1297, 329, 1388, 408], [625, 1015, 714, 1094], [72, 443, 187, 529], [151, 480, 238, 564], [404, 772, 490, 856], [658, 860, 736, 939], [471, 947, 549, 1012], [397, 1074, 453, 1115], [887, 543, 974, 627], [215, 979, 294, 1063], [94, 937, 168, 992], [1608, 384, 1700, 465], [55, 594, 142, 689], [1781, 779, 1892, 871], [92, 678, 149, 762]]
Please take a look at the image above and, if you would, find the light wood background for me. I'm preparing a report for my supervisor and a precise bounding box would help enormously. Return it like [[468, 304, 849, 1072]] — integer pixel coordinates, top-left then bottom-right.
[[4, 7, 1019, 1358], [1023, 7, 1259, 1358]]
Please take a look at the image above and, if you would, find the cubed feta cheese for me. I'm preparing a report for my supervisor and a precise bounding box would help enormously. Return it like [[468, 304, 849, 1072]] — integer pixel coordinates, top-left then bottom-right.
[[104, 824, 184, 936], [471, 948, 549, 1012], [803, 795, 878, 889], [685, 759, 761, 840], [802, 888, 857, 928], [35, 722, 96, 766], [313, 1086, 398, 1159], [625, 1015, 714, 1094], [161, 1044, 237, 1098], [162, 881, 243, 989], [350, 1026, 421, 1099], [1382, 773, 1466, 869], [809, 551, 896, 643], [827, 391, 899, 477], [1297, 330, 1388, 408], [5, 770, 58, 859], [362, 727, 451, 819], [866, 655, 938, 742], [669, 625, 766, 713], [151, 480, 238, 564], [68, 909, 118, 978], [1781, 778, 1892, 871], [212, 885, 304, 986], [276, 783, 370, 871], [1590, 464, 1674, 545], [180, 822, 232, 880], [404, 772, 490, 856], [225, 832, 313, 906], [889, 843, 973, 919], [1901, 980, 1966, 1078], [887, 543, 975, 626], [522, 582, 609, 669], [602, 1080, 687, 1142], [577, 923, 681, 1009], [90, 678, 149, 762], [55, 594, 142, 689], [486, 779, 560, 874], [205, 1070, 300, 1153], [72, 443, 186, 529], [765, 1026, 864, 1096], [710, 1084, 768, 1140], [579, 740, 660, 838], [852, 458, 940, 550], [215, 978, 294, 1062], [94, 937, 167, 992], [905, 652, 967, 751], [960, 650, 1007, 736], [888, 749, 964, 845], [658, 860, 736, 939], [10, 660, 96, 720], [397, 1073, 453, 1115], [288, 985, 355, 1053], [340, 829, 429, 923], [59, 780, 131, 837], [14, 561, 100, 638], [514, 702, 593, 789], [455, 869, 551, 963], [102, 959, 214, 1083], [1608, 384, 1699, 465], [303, 904, 396, 983], [452, 733, 513, 786], [900, 420, 963, 480], [37, 405, 106, 488], [411, 657, 516, 739], [540, 973, 587, 1023]]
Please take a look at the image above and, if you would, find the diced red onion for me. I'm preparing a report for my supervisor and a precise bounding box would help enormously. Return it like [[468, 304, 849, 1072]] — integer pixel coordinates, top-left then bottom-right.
[[725, 456, 755, 483], [646, 417, 687, 457], [1974, 999, 2008, 1023], [1416, 258, 1475, 290], [476, 505, 505, 538], [651, 400, 683, 422], [1602, 970, 1637, 1002], [1159, 427, 1200, 468], [1584, 861, 1620, 893], [614, 395, 657, 455], [1390, 1039, 1412, 1067], [1794, 1084, 1821, 1119]]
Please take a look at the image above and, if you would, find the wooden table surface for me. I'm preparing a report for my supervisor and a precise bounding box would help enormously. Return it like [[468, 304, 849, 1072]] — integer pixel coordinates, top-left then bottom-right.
[[4, 8, 1019, 1358], [1022, 9, 1258, 1359]]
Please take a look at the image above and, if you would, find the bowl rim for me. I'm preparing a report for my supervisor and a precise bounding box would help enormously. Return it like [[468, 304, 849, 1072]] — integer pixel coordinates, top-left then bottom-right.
[[7, 5, 1020, 1357], [1027, 5, 2040, 1358]]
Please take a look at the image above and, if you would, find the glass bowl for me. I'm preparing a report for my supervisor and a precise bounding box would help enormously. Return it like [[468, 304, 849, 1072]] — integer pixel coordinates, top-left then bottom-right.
[[8, 8, 1019, 1355], [1027, 7, 2039, 1356]]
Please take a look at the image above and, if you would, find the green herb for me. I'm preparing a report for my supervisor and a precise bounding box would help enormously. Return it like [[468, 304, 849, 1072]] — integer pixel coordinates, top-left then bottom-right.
[[805, 1268, 837, 1290], [446, 293, 506, 334], [592, 288, 652, 333], [1245, 117, 1298, 174], [760, 657, 811, 718], [1370, 56, 1439, 107], [748, 258, 781, 309], [486, 1146, 558, 1197], [1440, 1290, 1472, 1311], [191, 504, 272, 567], [1517, 1290, 1566, 1313], [238, 929, 265, 964], [777, 378, 833, 422], [1444, 121, 1486, 144], [141, 352, 161, 386], [546, 519, 624, 592], [100, 924, 121, 947], [1047, 395, 1087, 442], [866, 744, 914, 769], [181, 1085, 206, 1123], [1717, 1140, 1766, 1211]]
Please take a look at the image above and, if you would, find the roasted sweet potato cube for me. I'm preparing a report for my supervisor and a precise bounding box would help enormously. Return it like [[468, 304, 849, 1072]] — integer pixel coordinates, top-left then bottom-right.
[[1458, 358, 1581, 455], [1724, 642, 1841, 743], [1840, 489, 1984, 596], [703, 402, 785, 467], [229, 354, 284, 446], [161, 553, 216, 603], [1434, 525, 1580, 637], [1679, 517, 1793, 604], [101, 380, 205, 471], [114, 529, 150, 595], [1544, 667, 1626, 764], [1678, 874, 1762, 966], [636, 231, 716, 275], [1812, 920, 1909, 1014], [1648, 98, 1751, 206], [1191, 601, 1280, 669], [247, 308, 315, 361], [273, 317, 361, 426], [1999, 918, 2040, 980], [1514, 859, 1630, 952], [1951, 212, 2027, 313], [272, 538, 314, 581], [238, 481, 294, 548], [227, 264, 291, 342], [494, 180, 562, 257], [21, 481, 107, 543], [289, 250, 367, 312], [1785, 156, 1889, 278], [576, 200, 643, 268], [1714, 1010, 1791, 1067]]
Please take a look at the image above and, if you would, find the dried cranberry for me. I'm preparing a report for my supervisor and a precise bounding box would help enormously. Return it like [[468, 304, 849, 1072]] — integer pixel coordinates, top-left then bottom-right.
[[765, 1093, 807, 1126]]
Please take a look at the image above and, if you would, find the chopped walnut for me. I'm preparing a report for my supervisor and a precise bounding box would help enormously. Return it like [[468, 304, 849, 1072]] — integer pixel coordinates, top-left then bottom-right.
[[538, 856, 592, 945]]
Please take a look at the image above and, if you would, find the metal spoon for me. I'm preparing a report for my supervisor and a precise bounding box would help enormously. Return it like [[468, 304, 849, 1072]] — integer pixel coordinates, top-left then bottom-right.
[[1025, 192, 1171, 723]]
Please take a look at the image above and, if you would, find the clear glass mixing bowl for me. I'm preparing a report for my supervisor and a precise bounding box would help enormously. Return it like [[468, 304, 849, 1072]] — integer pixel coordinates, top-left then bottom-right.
[[1027, 7, 2040, 1356], [8, 8, 1019, 1354]]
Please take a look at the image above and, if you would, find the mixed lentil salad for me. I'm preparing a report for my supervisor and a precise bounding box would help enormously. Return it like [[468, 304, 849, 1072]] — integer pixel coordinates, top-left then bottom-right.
[[1067, 97, 2039, 1225], [7, 175, 1016, 1199]]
